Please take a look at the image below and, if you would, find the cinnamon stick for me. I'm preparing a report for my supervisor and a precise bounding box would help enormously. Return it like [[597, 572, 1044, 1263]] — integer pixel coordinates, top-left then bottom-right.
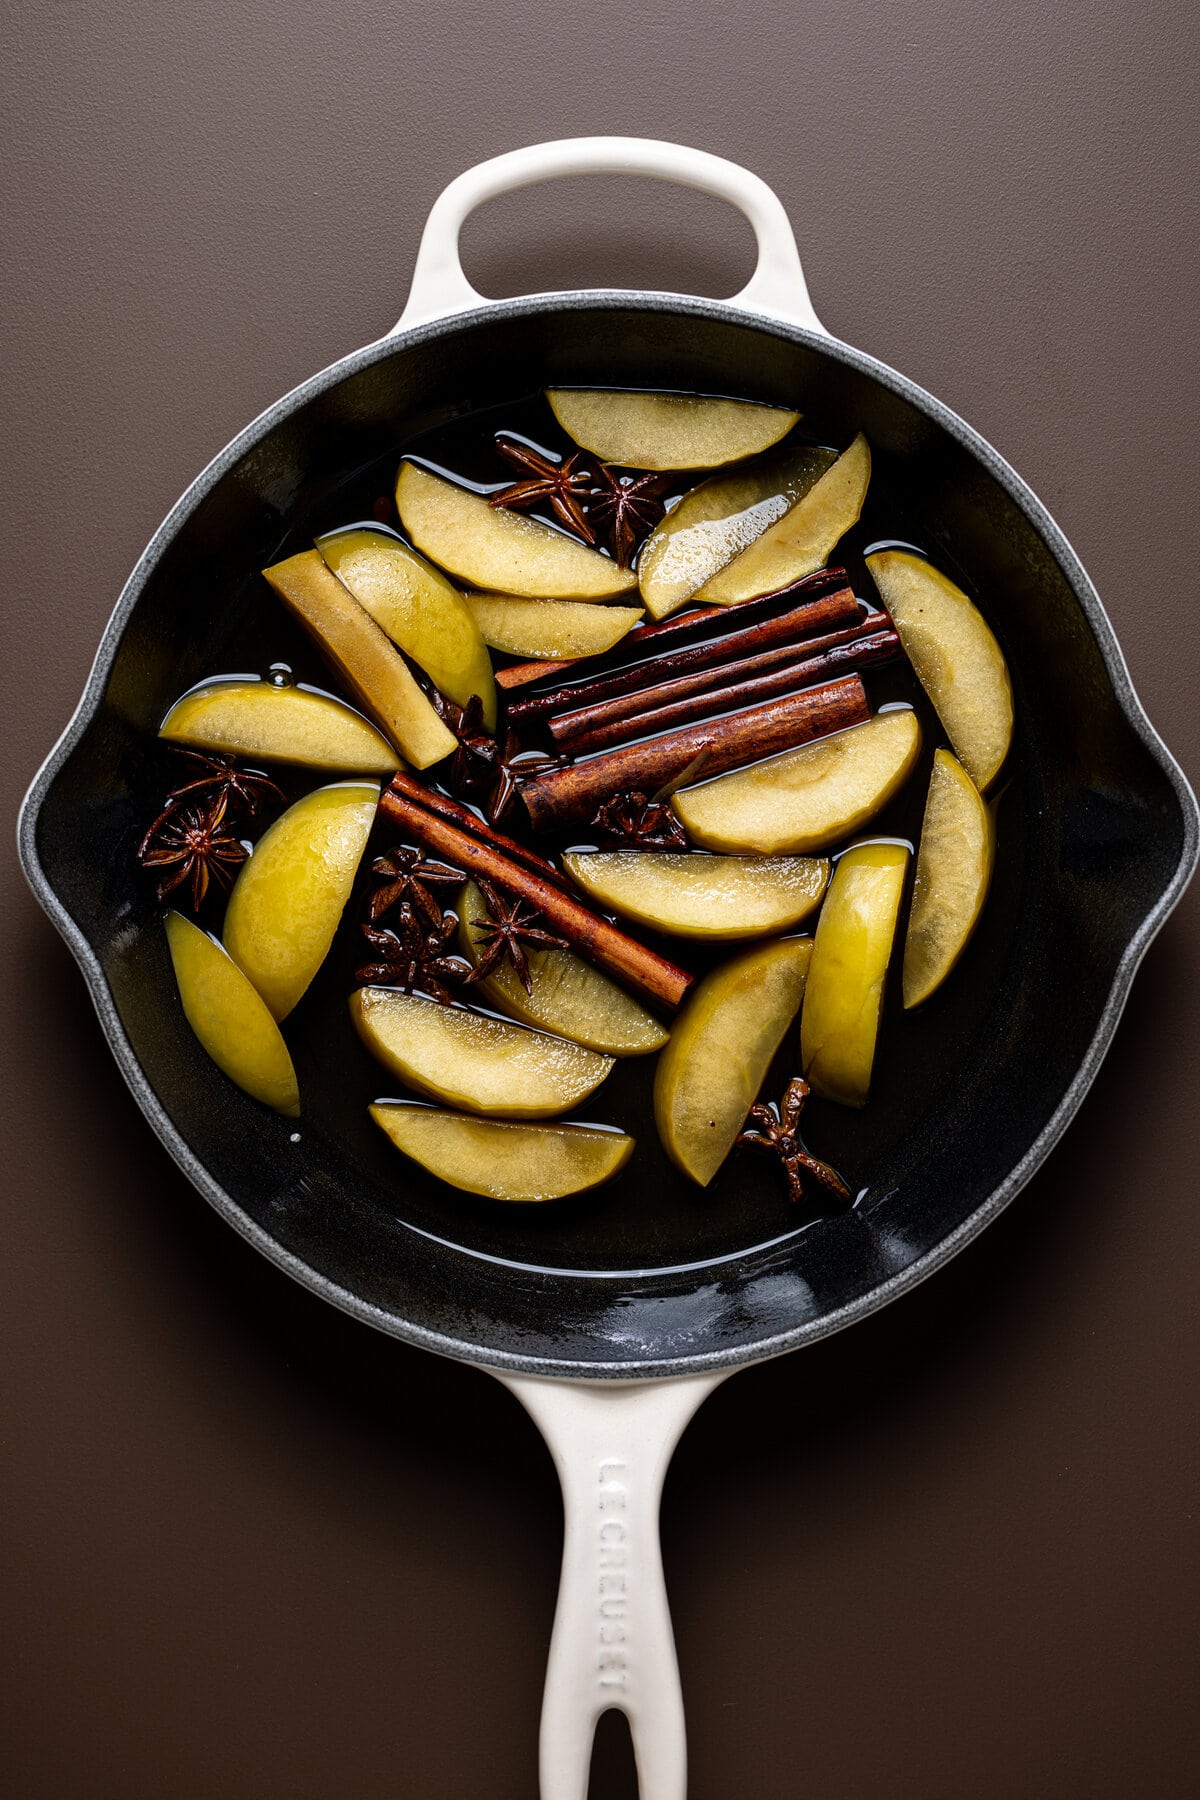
[[553, 627, 902, 756], [387, 770, 570, 891], [495, 656, 580, 691], [506, 585, 862, 725], [520, 676, 871, 833], [378, 782, 694, 1010], [496, 603, 726, 692]]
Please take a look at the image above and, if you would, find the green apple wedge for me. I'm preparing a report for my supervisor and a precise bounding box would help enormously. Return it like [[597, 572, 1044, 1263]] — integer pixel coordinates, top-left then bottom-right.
[[224, 781, 379, 1019], [673, 710, 921, 855], [350, 987, 613, 1118], [637, 446, 837, 619], [456, 881, 668, 1056], [800, 841, 909, 1107], [654, 937, 812, 1186], [546, 388, 800, 470], [318, 527, 497, 731], [694, 433, 871, 604], [866, 548, 1013, 790], [396, 463, 637, 600], [165, 912, 300, 1115], [160, 678, 399, 773], [369, 1102, 633, 1202], [463, 593, 644, 660], [262, 551, 457, 768], [561, 851, 829, 940], [902, 749, 994, 1008]]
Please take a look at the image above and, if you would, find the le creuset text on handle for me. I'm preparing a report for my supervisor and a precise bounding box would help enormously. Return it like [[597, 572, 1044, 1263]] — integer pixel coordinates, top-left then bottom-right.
[[499, 1371, 728, 1800]]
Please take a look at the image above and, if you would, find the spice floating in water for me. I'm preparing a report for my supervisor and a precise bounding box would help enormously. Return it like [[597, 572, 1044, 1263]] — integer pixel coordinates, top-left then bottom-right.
[[137, 386, 1015, 1242]]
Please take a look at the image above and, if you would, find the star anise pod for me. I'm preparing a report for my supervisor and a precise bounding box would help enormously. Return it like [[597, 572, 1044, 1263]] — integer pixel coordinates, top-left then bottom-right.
[[488, 436, 598, 542], [437, 694, 558, 825], [137, 791, 249, 910], [136, 749, 284, 865], [463, 877, 569, 993], [367, 846, 466, 928], [159, 747, 284, 818], [587, 465, 674, 567], [590, 790, 689, 850], [442, 693, 500, 797], [356, 908, 471, 1005], [737, 1078, 852, 1210], [482, 734, 563, 826]]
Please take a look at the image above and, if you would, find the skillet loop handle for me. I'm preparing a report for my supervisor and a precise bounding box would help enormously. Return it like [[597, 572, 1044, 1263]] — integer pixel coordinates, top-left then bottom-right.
[[391, 136, 827, 336], [497, 1370, 727, 1800]]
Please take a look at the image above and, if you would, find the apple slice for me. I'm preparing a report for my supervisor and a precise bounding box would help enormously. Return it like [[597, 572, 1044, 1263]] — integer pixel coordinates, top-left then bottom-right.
[[165, 912, 300, 1116], [673, 710, 921, 854], [654, 937, 812, 1185], [463, 593, 644, 660], [262, 551, 457, 768], [546, 389, 799, 470], [637, 446, 837, 619], [395, 463, 636, 600], [800, 841, 908, 1107], [561, 851, 829, 940], [902, 749, 994, 1008], [160, 678, 399, 773], [223, 781, 378, 1019], [695, 434, 871, 604], [350, 988, 613, 1118], [865, 549, 1013, 790], [317, 527, 497, 731], [370, 1102, 633, 1202], [456, 881, 667, 1056]]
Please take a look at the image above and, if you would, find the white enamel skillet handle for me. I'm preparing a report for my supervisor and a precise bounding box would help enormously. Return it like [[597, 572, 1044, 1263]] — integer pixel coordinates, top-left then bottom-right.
[[395, 138, 811, 1794], [498, 1371, 730, 1799], [390, 135, 828, 336]]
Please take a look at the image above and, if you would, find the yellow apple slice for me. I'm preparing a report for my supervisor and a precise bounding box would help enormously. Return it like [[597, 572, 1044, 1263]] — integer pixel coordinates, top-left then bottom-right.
[[317, 527, 497, 731], [369, 1102, 633, 1202], [159, 678, 399, 773], [546, 389, 799, 470], [673, 710, 921, 854], [865, 549, 1013, 790], [637, 446, 837, 619], [165, 912, 300, 1116], [800, 841, 909, 1107], [654, 937, 812, 1185], [262, 551, 457, 768], [456, 881, 667, 1056], [902, 749, 994, 1008], [695, 434, 871, 604], [561, 851, 829, 940], [396, 463, 636, 600], [350, 988, 613, 1118], [463, 593, 644, 660], [223, 781, 378, 1020]]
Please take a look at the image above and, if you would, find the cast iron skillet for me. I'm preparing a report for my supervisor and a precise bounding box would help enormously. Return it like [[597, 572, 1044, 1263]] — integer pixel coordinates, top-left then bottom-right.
[[18, 141, 1199, 1797]]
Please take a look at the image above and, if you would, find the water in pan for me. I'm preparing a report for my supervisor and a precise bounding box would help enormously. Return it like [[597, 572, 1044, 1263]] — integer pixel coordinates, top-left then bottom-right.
[[135, 390, 1030, 1279]]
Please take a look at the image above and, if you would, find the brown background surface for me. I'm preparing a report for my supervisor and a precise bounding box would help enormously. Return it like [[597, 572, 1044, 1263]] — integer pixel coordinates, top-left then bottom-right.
[[4, 3, 1198, 1795]]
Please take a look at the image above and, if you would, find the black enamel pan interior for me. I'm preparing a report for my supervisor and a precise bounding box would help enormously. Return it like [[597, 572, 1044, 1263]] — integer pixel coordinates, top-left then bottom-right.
[[18, 295, 1199, 1377]]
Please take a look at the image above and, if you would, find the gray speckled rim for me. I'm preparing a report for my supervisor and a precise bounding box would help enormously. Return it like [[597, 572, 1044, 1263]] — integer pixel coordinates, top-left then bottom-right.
[[17, 291, 1200, 1381]]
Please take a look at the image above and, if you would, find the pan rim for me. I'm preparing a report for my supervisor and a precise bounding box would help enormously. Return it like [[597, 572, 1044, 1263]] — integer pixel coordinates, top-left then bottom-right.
[[17, 289, 1200, 1380]]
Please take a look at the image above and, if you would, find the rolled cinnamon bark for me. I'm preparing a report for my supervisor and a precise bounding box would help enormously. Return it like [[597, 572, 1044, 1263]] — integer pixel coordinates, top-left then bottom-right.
[[378, 783, 694, 1010], [495, 656, 580, 691], [519, 675, 871, 833], [504, 574, 858, 722], [387, 770, 570, 890], [496, 605, 724, 692], [554, 627, 901, 756]]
